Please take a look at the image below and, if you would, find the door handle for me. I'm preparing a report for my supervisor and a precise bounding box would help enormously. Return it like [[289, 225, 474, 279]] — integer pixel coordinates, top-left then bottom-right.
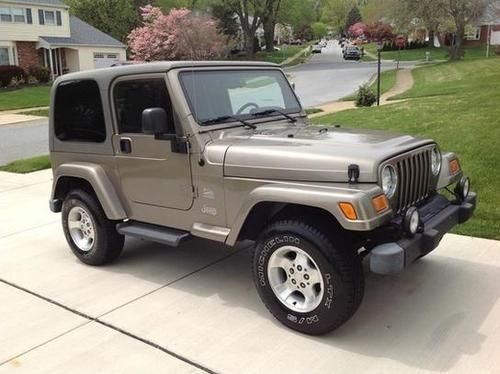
[[120, 137, 132, 154]]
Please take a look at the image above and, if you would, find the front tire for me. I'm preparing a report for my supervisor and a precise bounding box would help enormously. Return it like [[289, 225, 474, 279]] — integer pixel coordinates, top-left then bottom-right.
[[62, 189, 124, 265], [252, 220, 364, 335]]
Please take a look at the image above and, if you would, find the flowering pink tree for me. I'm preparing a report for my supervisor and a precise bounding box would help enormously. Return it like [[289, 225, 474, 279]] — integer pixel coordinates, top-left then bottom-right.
[[348, 22, 366, 38], [128, 5, 232, 61]]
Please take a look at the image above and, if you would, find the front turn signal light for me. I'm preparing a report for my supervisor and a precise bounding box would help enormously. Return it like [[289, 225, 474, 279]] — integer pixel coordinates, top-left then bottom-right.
[[339, 202, 357, 220], [449, 158, 461, 175], [372, 194, 389, 213]]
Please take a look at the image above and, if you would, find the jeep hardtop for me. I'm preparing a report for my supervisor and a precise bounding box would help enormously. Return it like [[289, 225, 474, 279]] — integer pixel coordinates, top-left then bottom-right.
[[49, 61, 476, 334]]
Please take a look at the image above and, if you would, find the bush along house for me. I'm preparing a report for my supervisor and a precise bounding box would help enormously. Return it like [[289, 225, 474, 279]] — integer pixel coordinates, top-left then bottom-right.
[[0, 0, 126, 82]]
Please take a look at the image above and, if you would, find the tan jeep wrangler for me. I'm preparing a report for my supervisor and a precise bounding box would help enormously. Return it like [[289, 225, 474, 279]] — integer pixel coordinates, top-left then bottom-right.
[[49, 61, 476, 335]]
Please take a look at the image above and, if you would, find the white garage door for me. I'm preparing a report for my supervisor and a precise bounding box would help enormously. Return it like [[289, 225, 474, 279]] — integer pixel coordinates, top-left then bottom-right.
[[491, 31, 500, 45], [93, 52, 121, 68]]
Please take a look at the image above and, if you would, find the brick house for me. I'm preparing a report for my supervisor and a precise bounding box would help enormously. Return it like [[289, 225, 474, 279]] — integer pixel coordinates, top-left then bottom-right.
[[464, 1, 500, 47], [0, 0, 126, 79]]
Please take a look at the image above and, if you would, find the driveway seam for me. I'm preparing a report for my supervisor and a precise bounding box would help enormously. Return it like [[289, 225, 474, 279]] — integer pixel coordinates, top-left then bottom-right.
[[0, 247, 246, 374], [0, 321, 92, 367]]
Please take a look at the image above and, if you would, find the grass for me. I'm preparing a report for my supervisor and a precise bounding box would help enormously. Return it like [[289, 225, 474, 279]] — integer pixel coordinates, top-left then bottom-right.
[[230, 44, 312, 66], [364, 43, 492, 62], [342, 69, 398, 101], [0, 155, 51, 173], [0, 85, 51, 111], [19, 108, 49, 117], [312, 57, 500, 240], [305, 108, 324, 115]]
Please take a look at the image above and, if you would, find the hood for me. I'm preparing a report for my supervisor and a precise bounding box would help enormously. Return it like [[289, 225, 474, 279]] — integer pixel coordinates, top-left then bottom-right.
[[207, 124, 433, 183]]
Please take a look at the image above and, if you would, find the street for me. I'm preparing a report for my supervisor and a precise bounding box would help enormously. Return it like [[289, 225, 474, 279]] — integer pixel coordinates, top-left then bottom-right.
[[288, 40, 414, 107], [0, 119, 48, 165]]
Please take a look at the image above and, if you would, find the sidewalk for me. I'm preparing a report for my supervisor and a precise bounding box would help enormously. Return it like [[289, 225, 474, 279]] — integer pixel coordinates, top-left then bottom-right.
[[308, 68, 414, 118], [1, 169, 500, 373], [0, 107, 48, 126]]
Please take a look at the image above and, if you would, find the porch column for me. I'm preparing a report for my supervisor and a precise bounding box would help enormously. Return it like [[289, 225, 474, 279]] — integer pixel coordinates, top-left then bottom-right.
[[48, 47, 55, 81]]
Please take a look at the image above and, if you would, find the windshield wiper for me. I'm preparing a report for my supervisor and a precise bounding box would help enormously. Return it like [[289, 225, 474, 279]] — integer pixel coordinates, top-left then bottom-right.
[[251, 109, 297, 123], [199, 115, 256, 133]]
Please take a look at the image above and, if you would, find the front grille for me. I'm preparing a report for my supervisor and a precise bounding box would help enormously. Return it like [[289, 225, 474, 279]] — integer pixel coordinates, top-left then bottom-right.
[[394, 148, 433, 213]]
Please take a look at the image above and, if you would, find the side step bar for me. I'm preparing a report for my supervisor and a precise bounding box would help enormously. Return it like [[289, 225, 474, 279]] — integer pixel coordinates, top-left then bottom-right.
[[116, 221, 191, 247]]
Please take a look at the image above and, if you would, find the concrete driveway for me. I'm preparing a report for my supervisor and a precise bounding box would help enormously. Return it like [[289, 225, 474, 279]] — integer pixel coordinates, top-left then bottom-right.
[[288, 41, 415, 107], [2, 172, 500, 373]]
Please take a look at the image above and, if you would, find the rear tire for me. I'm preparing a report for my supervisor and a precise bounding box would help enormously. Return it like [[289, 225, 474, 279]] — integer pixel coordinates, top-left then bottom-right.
[[62, 189, 124, 265], [252, 220, 364, 335]]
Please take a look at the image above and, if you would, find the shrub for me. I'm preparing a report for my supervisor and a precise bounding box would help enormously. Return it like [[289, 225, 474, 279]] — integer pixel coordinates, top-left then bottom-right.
[[28, 75, 39, 84], [28, 66, 50, 83], [355, 84, 376, 107], [8, 76, 25, 88], [0, 65, 27, 87]]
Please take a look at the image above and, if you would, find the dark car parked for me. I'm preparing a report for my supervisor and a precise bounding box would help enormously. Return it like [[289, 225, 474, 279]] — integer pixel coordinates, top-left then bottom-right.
[[343, 46, 362, 61]]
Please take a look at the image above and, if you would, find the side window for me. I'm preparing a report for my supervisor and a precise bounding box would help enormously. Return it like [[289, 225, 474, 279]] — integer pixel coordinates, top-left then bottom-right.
[[54, 80, 106, 142], [113, 78, 175, 134]]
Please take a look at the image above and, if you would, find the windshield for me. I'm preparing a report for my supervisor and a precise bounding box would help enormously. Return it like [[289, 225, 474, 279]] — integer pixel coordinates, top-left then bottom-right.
[[179, 69, 302, 125]]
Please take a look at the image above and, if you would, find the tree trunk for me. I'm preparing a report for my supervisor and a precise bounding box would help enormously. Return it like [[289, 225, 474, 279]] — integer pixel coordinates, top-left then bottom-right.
[[449, 23, 465, 61], [263, 18, 275, 52], [428, 29, 435, 48]]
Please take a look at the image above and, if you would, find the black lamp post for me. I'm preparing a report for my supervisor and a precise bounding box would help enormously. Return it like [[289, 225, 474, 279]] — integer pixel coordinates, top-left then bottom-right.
[[376, 41, 383, 106]]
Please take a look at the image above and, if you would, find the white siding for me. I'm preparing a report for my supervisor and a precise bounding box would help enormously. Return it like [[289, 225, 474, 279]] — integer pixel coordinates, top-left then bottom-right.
[[0, 1, 70, 41], [76, 46, 126, 71], [491, 30, 500, 45], [64, 47, 79, 72]]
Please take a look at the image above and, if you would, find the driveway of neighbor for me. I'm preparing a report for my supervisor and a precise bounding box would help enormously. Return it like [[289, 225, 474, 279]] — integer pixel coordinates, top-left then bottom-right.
[[287, 40, 415, 107], [1, 169, 500, 373]]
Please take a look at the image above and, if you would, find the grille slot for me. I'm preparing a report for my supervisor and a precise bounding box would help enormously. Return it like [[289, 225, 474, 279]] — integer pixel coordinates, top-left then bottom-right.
[[394, 149, 433, 212]]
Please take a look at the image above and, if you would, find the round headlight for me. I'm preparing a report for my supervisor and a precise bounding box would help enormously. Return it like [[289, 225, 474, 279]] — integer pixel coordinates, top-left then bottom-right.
[[381, 165, 397, 197], [455, 176, 470, 201], [404, 207, 420, 237], [431, 147, 442, 176]]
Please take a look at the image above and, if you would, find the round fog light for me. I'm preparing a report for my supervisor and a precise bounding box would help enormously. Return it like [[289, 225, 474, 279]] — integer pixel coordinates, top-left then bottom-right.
[[404, 207, 420, 237], [455, 176, 470, 201]]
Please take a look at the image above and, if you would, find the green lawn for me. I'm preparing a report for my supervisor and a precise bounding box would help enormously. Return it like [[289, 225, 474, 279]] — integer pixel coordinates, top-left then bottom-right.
[[0, 155, 51, 173], [342, 69, 398, 101], [365, 43, 492, 62], [0, 85, 51, 111], [312, 58, 500, 240], [230, 44, 312, 66]]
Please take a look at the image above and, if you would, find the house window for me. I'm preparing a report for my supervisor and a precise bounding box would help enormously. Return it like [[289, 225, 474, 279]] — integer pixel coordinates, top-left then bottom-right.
[[0, 48, 10, 65], [44, 10, 55, 24], [107, 54, 118, 59], [0, 7, 26, 23], [12, 8, 25, 23], [0, 7, 12, 22], [54, 80, 106, 142], [466, 27, 481, 40], [93, 53, 104, 58]]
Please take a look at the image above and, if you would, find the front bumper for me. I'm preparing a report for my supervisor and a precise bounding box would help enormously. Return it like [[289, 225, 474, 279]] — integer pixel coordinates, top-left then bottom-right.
[[369, 192, 477, 274]]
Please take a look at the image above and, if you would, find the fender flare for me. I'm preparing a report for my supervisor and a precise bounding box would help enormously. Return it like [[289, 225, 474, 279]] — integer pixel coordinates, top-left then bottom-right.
[[51, 162, 127, 220], [225, 183, 391, 246]]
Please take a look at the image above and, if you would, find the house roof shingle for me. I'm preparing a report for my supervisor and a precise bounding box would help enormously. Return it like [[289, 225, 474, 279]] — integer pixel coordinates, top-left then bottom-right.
[[40, 16, 125, 48]]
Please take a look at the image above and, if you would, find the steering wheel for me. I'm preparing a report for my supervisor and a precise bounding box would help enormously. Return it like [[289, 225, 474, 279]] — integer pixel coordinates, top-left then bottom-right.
[[236, 102, 259, 115]]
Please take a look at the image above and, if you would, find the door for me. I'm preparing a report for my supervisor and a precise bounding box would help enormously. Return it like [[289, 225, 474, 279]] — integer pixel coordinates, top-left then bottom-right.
[[111, 75, 193, 210], [94, 52, 121, 68]]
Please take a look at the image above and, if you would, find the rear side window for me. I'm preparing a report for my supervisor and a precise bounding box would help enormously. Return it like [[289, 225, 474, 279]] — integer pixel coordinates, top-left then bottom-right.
[[54, 80, 106, 142], [113, 78, 175, 134]]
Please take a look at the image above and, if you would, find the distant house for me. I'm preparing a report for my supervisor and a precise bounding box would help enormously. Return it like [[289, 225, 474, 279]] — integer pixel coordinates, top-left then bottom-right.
[[0, 0, 126, 79], [464, 1, 500, 46]]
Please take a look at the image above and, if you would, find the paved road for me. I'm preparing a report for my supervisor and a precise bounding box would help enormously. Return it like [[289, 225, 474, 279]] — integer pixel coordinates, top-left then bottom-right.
[[288, 40, 414, 107], [0, 119, 48, 165], [1, 169, 500, 373]]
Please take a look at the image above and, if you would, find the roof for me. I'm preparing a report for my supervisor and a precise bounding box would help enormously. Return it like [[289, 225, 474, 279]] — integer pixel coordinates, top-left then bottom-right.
[[5, 0, 67, 7], [40, 16, 125, 48], [56, 61, 279, 83]]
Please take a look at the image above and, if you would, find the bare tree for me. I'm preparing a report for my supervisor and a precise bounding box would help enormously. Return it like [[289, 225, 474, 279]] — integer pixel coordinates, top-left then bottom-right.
[[262, 0, 282, 51], [223, 0, 264, 57], [446, 0, 490, 60]]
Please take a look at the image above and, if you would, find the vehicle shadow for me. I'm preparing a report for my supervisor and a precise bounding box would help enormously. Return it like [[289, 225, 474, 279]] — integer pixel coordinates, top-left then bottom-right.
[[111, 237, 499, 372]]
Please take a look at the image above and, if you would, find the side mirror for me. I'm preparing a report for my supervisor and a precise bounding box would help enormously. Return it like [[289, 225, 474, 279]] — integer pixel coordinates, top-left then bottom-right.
[[142, 107, 169, 135]]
